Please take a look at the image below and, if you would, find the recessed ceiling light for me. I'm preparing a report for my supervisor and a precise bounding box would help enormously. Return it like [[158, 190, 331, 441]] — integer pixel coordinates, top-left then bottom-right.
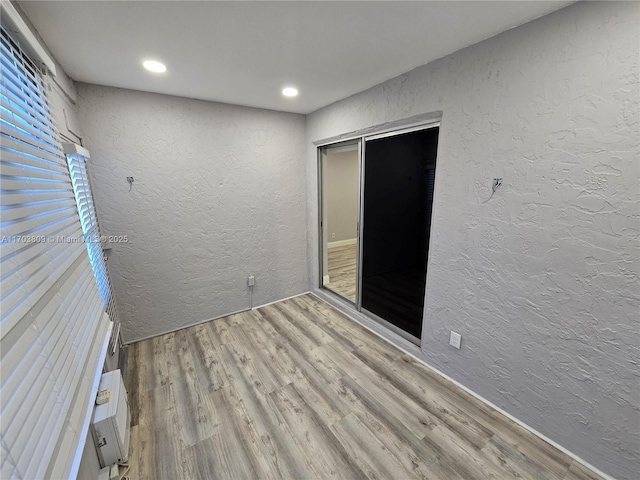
[[143, 60, 167, 73], [282, 87, 298, 97]]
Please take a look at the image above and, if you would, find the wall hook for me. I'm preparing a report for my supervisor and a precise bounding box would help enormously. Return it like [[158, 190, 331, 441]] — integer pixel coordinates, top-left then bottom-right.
[[482, 177, 503, 203], [126, 177, 134, 191]]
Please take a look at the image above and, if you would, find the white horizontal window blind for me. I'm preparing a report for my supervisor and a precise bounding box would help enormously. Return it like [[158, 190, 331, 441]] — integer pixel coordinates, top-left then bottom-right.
[[66, 150, 122, 353], [0, 26, 110, 480], [67, 154, 110, 306]]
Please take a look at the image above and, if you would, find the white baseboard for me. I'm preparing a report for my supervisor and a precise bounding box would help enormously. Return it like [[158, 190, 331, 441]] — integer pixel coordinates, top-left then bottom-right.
[[123, 291, 311, 344], [124, 307, 250, 344], [309, 289, 615, 480], [328, 238, 357, 248], [323, 275, 330, 284], [252, 291, 310, 310]]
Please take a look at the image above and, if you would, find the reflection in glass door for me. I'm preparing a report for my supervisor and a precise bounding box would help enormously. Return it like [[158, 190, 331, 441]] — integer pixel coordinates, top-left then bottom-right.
[[320, 141, 361, 303]]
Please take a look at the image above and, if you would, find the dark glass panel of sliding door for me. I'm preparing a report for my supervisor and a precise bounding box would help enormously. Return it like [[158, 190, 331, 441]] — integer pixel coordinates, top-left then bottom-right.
[[361, 128, 439, 340]]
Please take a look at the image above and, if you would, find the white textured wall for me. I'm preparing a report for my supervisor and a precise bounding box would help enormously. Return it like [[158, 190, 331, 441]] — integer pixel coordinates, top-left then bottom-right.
[[306, 2, 639, 478], [76, 84, 308, 342]]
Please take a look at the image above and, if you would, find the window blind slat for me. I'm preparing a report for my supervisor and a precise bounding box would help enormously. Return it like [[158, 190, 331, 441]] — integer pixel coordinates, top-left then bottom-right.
[[0, 189, 72, 206], [0, 146, 67, 174], [1, 231, 82, 295], [0, 133, 67, 166], [0, 218, 80, 261], [46, 269, 99, 389], [0, 204, 77, 233], [0, 39, 46, 90], [8, 373, 62, 468], [1, 195, 75, 221], [0, 70, 53, 133], [2, 348, 57, 447], [1, 244, 84, 333], [0, 115, 60, 156], [0, 84, 57, 137], [0, 324, 39, 408], [0, 75, 50, 125], [1, 152, 67, 179], [0, 46, 53, 125], [0, 179, 71, 195], [0, 90, 56, 147]]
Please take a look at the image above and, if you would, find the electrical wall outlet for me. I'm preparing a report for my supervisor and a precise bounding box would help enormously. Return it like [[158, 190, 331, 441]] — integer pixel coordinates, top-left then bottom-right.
[[247, 275, 255, 287], [332, 233, 336, 239], [493, 177, 503, 188], [449, 331, 462, 349]]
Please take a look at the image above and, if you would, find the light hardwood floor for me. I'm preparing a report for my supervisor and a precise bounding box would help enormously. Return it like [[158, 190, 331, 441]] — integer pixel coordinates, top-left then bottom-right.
[[326, 243, 357, 302], [125, 294, 603, 480]]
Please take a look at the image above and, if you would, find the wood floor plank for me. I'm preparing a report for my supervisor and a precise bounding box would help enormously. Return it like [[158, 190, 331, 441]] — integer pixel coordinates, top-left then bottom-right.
[[209, 316, 244, 345], [480, 434, 563, 480], [421, 423, 509, 480], [353, 345, 493, 449], [164, 330, 219, 447], [331, 412, 417, 480], [347, 408, 439, 480], [225, 338, 289, 395], [126, 293, 605, 480], [125, 342, 140, 426], [299, 294, 392, 349], [270, 383, 367, 480], [218, 343, 312, 479], [315, 342, 441, 439], [242, 309, 307, 384], [134, 338, 155, 392], [183, 387, 259, 480], [232, 311, 298, 387], [134, 387, 155, 480], [289, 296, 363, 350], [338, 375, 444, 468], [149, 383, 186, 479], [563, 461, 603, 480], [273, 300, 335, 346], [214, 381, 284, 478], [188, 325, 229, 394], [257, 304, 322, 355], [258, 331, 355, 423], [151, 335, 171, 389], [125, 424, 140, 480]]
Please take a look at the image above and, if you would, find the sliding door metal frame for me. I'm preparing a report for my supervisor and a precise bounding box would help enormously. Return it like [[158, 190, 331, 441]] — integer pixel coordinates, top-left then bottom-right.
[[316, 147, 325, 290], [317, 119, 441, 346], [314, 117, 441, 148], [361, 307, 422, 345], [355, 140, 364, 308], [363, 121, 440, 142]]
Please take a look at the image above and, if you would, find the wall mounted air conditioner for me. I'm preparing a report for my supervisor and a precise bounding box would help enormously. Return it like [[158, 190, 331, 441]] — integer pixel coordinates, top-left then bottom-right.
[[90, 369, 131, 468]]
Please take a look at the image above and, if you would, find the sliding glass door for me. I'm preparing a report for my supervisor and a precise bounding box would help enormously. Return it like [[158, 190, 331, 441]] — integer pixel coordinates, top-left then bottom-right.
[[319, 124, 439, 344]]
